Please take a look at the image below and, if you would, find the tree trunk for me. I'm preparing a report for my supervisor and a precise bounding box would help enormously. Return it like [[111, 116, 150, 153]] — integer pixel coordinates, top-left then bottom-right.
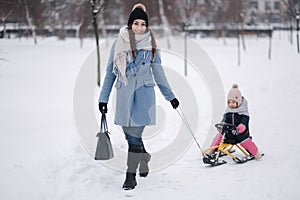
[[158, 0, 171, 48], [1, 7, 13, 39], [2, 18, 6, 38], [222, 29, 227, 46], [23, 0, 37, 44]]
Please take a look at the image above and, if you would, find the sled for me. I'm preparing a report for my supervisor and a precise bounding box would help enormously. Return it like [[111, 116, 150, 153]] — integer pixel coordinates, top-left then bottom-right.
[[202, 123, 260, 167], [176, 108, 263, 167]]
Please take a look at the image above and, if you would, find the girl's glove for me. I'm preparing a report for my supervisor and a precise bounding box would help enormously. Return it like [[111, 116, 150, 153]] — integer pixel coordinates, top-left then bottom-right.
[[236, 124, 246, 134]]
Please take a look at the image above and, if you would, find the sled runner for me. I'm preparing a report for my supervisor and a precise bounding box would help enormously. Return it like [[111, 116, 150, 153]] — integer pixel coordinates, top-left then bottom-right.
[[202, 123, 263, 166]]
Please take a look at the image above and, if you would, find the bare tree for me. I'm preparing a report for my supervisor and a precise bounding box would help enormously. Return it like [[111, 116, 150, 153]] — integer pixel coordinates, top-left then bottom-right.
[[158, 0, 172, 48], [282, 0, 300, 18], [176, 0, 201, 28], [158, 0, 169, 29], [211, 0, 246, 65], [212, 1, 229, 42], [21, 0, 38, 44], [200, 0, 217, 26], [72, 1, 91, 47], [281, 0, 300, 51]]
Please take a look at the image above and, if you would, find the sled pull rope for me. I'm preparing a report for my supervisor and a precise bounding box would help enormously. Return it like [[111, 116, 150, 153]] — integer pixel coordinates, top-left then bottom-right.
[[176, 106, 204, 154]]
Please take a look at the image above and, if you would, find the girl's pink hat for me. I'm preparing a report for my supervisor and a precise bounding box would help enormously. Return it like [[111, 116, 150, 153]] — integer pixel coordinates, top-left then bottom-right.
[[227, 83, 242, 106]]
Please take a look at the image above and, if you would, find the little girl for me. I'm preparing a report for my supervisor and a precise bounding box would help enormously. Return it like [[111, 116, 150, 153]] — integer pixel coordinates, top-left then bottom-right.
[[209, 84, 262, 160]]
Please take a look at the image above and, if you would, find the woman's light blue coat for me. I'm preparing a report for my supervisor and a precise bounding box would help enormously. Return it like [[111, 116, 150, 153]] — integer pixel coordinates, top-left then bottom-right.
[[99, 42, 175, 126]]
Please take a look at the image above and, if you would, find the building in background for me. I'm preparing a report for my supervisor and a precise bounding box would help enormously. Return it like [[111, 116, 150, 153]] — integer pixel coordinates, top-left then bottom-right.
[[247, 0, 286, 25]]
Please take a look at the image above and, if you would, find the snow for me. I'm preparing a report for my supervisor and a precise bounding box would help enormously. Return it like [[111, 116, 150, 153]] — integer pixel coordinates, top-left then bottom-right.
[[1, 32, 300, 200]]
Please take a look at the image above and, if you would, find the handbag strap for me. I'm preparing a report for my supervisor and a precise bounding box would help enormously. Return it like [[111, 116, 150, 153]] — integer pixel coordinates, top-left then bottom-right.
[[100, 113, 109, 133]]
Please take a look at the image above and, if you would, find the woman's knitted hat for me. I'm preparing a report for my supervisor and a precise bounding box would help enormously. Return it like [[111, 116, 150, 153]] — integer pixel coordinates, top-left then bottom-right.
[[127, 3, 148, 28], [227, 83, 242, 106], [126, 3, 156, 60]]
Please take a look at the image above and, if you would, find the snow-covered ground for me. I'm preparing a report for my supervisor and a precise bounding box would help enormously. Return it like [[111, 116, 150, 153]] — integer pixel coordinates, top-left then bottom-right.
[[1, 31, 300, 200]]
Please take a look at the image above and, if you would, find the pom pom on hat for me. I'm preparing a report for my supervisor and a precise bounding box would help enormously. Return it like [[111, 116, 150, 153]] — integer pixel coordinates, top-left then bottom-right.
[[232, 83, 238, 88], [132, 3, 146, 12], [127, 3, 149, 28], [227, 83, 242, 106]]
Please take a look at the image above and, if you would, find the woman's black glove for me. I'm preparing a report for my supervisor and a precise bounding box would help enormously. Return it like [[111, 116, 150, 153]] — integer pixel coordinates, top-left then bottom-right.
[[98, 102, 108, 113], [170, 98, 179, 109]]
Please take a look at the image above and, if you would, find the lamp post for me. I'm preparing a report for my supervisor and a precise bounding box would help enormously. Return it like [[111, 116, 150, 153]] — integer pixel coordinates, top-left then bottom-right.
[[240, 12, 246, 50], [90, 0, 101, 86], [237, 12, 244, 66], [296, 11, 300, 53], [181, 22, 188, 76]]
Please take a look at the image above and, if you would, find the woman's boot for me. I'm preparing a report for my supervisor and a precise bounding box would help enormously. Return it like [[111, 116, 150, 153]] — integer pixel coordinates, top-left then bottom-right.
[[139, 145, 151, 177], [123, 144, 142, 190]]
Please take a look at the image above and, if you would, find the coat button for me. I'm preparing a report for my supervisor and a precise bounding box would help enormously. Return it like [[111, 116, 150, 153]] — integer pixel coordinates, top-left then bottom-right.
[[142, 62, 145, 65]]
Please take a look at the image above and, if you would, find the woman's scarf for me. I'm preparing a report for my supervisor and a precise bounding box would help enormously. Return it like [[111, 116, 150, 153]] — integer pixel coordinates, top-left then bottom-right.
[[113, 26, 156, 84]]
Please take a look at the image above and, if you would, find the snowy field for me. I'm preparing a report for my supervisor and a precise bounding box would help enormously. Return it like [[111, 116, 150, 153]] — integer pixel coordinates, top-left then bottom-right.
[[1, 31, 300, 200]]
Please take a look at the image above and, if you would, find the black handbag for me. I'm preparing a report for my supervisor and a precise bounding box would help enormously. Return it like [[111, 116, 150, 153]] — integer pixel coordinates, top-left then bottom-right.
[[95, 113, 114, 160]]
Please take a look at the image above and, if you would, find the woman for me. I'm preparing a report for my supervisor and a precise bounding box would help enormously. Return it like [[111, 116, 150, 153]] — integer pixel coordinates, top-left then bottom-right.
[[98, 3, 179, 190]]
